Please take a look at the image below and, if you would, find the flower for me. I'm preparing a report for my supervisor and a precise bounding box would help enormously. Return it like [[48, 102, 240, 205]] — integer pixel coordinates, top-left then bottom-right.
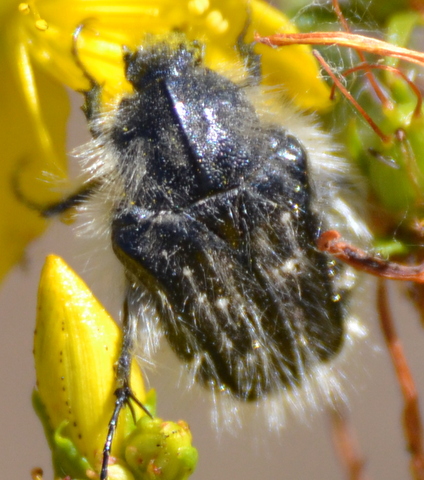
[[34, 255, 198, 479], [0, 0, 331, 281], [0, 1, 69, 282], [34, 255, 147, 477]]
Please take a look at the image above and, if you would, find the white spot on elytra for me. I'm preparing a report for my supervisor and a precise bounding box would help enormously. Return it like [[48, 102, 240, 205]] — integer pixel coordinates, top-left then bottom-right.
[[281, 259, 298, 274], [198, 293, 207, 304], [183, 267, 192, 277], [281, 212, 291, 224], [216, 297, 229, 310]]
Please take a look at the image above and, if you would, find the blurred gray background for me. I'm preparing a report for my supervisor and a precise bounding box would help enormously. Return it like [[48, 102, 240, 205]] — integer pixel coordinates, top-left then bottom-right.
[[2, 91, 424, 480]]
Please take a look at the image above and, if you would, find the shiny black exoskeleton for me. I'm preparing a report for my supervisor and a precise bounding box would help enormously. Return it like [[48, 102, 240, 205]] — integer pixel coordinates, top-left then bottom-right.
[[92, 36, 347, 401]]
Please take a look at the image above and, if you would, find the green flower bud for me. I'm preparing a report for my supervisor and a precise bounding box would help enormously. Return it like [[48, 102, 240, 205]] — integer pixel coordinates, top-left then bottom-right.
[[124, 417, 198, 480]]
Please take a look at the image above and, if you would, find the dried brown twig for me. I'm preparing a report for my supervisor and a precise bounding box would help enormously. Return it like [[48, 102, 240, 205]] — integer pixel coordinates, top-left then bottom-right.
[[329, 404, 371, 480], [377, 280, 424, 480], [317, 231, 424, 283], [254, 31, 424, 67]]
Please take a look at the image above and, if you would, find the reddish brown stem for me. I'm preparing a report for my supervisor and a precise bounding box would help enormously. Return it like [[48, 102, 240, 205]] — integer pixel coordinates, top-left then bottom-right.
[[317, 230, 424, 282], [377, 280, 424, 480], [312, 50, 391, 143], [254, 31, 424, 67], [331, 0, 390, 108], [331, 63, 423, 117], [329, 404, 371, 480]]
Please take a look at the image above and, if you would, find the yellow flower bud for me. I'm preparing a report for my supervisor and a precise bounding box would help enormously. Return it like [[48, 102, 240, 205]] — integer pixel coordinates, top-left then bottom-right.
[[34, 255, 146, 477]]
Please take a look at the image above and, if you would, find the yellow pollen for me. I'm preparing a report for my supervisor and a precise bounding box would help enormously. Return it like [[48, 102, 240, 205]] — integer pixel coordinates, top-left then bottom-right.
[[35, 18, 48, 31], [18, 3, 30, 14], [188, 0, 210, 16], [18, 2, 49, 30], [206, 10, 229, 35]]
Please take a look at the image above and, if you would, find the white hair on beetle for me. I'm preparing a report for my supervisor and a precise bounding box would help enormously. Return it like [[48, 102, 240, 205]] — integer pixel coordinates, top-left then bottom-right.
[[69, 38, 371, 433]]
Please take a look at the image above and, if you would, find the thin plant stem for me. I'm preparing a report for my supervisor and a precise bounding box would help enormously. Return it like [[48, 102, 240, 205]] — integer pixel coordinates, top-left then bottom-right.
[[377, 280, 424, 480], [328, 403, 371, 480]]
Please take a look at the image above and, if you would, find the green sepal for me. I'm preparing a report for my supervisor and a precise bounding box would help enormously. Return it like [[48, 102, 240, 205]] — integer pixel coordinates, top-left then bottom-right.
[[385, 11, 422, 67], [143, 389, 158, 418], [32, 389, 92, 480]]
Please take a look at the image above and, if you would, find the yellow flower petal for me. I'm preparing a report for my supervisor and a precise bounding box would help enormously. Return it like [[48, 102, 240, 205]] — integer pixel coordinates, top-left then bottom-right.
[[0, 2, 69, 282], [249, 1, 332, 111], [15, 0, 330, 109], [34, 255, 146, 469], [0, 0, 17, 17]]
